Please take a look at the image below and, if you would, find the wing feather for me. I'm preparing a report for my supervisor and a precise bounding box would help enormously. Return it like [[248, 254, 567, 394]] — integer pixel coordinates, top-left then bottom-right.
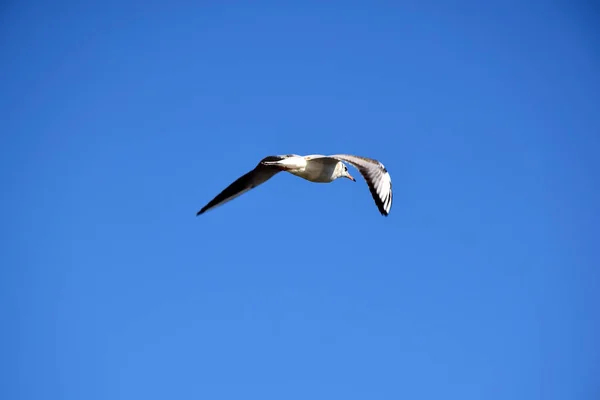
[[329, 154, 393, 216], [196, 156, 283, 215]]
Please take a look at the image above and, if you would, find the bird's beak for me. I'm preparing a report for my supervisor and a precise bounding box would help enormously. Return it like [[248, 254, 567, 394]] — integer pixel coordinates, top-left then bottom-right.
[[347, 173, 356, 182]]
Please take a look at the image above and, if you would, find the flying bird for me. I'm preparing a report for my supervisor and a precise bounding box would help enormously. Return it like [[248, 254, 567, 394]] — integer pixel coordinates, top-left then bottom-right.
[[196, 154, 393, 216]]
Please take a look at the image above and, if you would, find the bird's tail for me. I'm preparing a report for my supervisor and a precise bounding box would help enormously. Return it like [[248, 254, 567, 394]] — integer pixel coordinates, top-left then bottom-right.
[[261, 156, 305, 170]]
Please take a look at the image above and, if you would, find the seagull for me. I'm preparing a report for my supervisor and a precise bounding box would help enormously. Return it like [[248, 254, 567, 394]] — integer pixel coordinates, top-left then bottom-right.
[[196, 154, 393, 216]]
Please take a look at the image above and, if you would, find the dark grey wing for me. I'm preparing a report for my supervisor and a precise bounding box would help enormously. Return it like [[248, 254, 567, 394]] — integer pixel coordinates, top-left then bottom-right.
[[330, 154, 393, 216], [196, 156, 284, 216]]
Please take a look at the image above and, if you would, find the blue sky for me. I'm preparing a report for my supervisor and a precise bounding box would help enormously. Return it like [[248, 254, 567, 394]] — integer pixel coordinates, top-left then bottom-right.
[[1, 1, 599, 399]]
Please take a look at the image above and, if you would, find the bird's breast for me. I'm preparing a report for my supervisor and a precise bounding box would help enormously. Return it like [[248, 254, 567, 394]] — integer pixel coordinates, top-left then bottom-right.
[[291, 162, 336, 183]]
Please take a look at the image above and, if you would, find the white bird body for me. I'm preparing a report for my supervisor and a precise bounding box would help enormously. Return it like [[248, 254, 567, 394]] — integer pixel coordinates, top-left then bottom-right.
[[263, 154, 342, 183], [197, 153, 393, 216]]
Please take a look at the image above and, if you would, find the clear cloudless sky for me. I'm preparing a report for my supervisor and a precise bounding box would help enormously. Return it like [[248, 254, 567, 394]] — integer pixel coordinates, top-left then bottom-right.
[[1, 1, 599, 399]]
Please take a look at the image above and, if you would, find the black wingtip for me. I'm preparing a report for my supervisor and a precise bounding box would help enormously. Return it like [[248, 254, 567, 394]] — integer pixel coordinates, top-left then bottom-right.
[[196, 209, 204, 216]]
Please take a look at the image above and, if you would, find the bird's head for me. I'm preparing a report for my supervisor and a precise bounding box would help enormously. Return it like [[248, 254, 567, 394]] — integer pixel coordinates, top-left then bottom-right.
[[337, 162, 355, 182]]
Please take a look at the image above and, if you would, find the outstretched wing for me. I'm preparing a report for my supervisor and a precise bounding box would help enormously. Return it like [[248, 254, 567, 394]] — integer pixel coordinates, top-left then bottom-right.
[[196, 156, 284, 216], [330, 154, 393, 216]]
